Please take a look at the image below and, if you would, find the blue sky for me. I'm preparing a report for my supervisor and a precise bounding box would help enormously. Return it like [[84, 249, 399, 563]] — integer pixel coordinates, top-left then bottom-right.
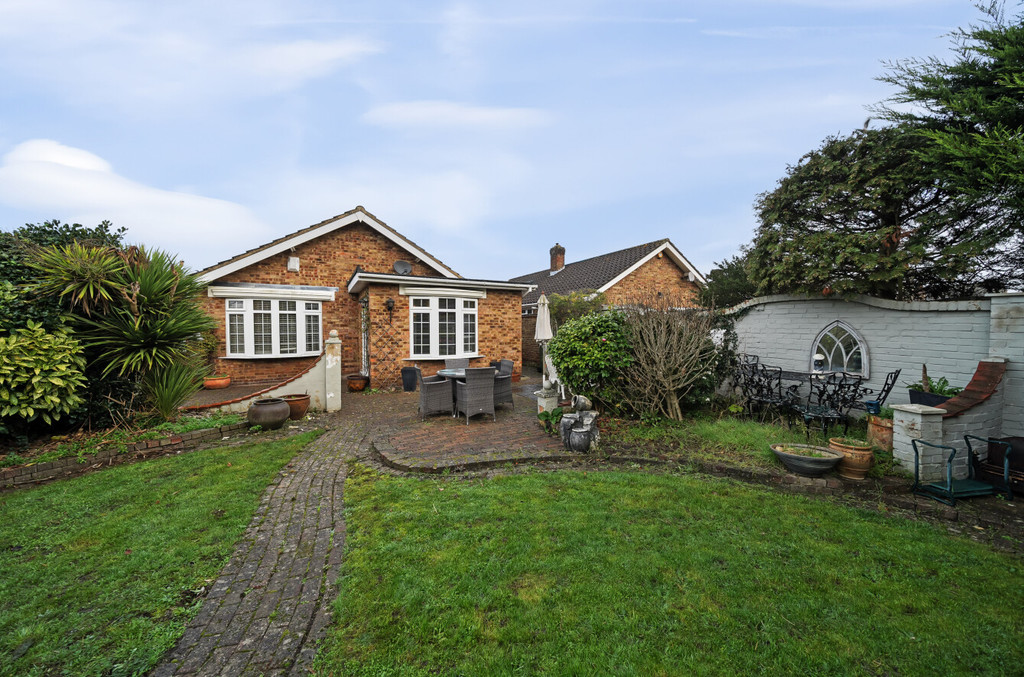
[[0, 1, 982, 280]]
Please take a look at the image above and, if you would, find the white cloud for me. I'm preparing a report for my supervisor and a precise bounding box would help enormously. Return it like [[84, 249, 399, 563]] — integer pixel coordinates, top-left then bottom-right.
[[0, 140, 274, 268], [0, 1, 383, 114], [363, 100, 550, 130]]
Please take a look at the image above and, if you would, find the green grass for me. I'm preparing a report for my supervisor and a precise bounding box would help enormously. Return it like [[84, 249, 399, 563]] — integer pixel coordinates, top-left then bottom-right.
[[0, 430, 320, 677], [317, 465, 1024, 676], [604, 413, 822, 470]]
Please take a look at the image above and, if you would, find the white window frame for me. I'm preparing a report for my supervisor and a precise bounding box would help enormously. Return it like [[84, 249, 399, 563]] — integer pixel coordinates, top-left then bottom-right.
[[810, 321, 869, 377], [408, 296, 479, 359], [225, 298, 323, 358]]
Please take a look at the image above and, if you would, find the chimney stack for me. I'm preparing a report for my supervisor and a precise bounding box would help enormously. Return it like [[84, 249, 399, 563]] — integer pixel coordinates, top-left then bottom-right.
[[550, 243, 565, 273]]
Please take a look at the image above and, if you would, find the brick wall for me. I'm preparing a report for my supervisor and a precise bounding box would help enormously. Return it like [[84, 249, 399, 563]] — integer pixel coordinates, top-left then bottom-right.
[[728, 294, 1024, 433], [203, 223, 445, 385], [521, 313, 540, 366], [603, 254, 701, 306]]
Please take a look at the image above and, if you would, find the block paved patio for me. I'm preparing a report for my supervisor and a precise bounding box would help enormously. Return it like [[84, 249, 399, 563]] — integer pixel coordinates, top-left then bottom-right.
[[152, 380, 576, 676]]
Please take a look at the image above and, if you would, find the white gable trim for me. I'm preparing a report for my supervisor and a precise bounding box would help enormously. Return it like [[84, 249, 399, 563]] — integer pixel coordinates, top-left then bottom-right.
[[597, 241, 706, 293], [199, 210, 457, 282]]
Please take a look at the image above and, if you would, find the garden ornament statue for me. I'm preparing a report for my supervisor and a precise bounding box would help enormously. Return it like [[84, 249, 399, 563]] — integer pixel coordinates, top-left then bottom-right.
[[559, 394, 599, 452]]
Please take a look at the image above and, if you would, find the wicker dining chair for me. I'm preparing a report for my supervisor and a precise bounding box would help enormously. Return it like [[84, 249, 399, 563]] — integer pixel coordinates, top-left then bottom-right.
[[456, 367, 496, 424], [417, 368, 453, 420], [444, 358, 470, 369], [493, 364, 516, 411]]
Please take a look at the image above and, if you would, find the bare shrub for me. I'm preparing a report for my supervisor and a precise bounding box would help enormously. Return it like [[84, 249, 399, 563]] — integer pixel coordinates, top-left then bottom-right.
[[620, 292, 721, 421]]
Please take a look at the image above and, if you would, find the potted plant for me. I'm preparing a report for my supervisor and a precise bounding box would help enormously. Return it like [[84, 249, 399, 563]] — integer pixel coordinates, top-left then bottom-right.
[[347, 373, 370, 392], [203, 374, 231, 389], [828, 437, 873, 480], [906, 364, 962, 407], [770, 443, 843, 477], [866, 406, 894, 452], [280, 393, 311, 419]]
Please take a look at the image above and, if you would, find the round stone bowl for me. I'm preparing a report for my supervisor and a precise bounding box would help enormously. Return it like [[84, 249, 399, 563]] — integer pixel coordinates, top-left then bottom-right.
[[770, 443, 843, 478]]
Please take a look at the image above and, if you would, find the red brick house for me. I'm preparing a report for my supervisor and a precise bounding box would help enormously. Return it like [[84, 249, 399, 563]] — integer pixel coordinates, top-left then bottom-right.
[[510, 240, 705, 367], [198, 206, 533, 389]]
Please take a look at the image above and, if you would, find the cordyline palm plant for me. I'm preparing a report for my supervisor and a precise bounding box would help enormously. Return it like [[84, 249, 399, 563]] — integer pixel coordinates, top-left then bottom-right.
[[31, 244, 214, 420]]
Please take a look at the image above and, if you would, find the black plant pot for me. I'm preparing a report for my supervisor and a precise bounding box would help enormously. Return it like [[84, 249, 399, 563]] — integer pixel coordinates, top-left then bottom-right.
[[247, 398, 291, 430], [401, 367, 418, 392], [908, 390, 951, 407]]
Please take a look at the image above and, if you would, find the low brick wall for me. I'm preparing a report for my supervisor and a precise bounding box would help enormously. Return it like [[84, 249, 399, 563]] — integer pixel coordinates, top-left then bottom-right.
[[0, 423, 249, 490]]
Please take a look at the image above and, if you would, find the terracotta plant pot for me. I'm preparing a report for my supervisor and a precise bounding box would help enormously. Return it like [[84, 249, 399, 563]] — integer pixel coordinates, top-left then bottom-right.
[[770, 443, 843, 478], [203, 374, 231, 390], [281, 393, 311, 420], [347, 373, 369, 392], [247, 398, 291, 430], [866, 415, 894, 452], [829, 437, 873, 481]]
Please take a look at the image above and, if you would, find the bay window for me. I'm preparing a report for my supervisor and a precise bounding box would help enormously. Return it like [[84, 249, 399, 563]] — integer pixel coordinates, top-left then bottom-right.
[[225, 299, 323, 358]]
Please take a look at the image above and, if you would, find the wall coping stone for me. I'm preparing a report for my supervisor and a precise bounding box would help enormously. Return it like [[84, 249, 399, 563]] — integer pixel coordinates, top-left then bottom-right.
[[725, 293, 991, 315]]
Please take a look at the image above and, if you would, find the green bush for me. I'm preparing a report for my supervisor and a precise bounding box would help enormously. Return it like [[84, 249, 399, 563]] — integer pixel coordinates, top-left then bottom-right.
[[0, 321, 87, 429], [547, 311, 632, 411]]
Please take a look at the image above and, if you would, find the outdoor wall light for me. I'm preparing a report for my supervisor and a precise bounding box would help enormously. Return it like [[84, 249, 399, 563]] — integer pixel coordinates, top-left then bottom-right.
[[385, 297, 395, 323]]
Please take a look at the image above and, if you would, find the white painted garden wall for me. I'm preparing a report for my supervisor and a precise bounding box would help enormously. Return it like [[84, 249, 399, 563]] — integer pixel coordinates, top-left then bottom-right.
[[727, 293, 1023, 440]]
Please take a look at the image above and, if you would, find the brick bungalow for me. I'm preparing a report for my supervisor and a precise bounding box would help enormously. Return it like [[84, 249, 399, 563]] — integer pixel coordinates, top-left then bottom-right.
[[197, 206, 533, 389], [510, 241, 706, 367]]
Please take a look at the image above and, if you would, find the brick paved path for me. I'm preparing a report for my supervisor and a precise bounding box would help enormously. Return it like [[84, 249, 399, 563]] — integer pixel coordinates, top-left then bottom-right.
[[152, 417, 368, 677], [152, 387, 570, 676]]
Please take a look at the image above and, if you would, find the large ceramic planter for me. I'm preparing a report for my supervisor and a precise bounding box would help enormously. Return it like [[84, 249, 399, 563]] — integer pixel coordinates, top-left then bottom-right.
[[770, 443, 843, 478], [866, 415, 893, 452], [829, 437, 873, 481], [281, 393, 311, 420], [247, 398, 290, 430], [347, 374, 369, 392], [203, 374, 231, 390]]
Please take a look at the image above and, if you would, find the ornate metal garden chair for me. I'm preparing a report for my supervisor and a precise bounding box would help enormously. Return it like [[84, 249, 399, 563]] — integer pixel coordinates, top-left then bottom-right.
[[456, 367, 496, 424], [792, 372, 865, 438], [851, 368, 901, 415]]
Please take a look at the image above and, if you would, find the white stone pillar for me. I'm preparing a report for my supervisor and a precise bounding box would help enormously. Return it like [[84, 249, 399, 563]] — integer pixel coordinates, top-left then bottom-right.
[[325, 330, 342, 412], [892, 404, 947, 481]]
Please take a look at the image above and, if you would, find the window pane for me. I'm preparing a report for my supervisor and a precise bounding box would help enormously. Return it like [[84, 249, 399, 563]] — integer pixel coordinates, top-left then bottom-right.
[[228, 313, 245, 354], [253, 299, 271, 311], [305, 302, 319, 311], [280, 300, 296, 312], [413, 312, 431, 355], [305, 314, 320, 352], [439, 298, 456, 310], [254, 311, 272, 355], [413, 298, 430, 308], [280, 312, 297, 354], [227, 299, 243, 310], [439, 311, 456, 356], [463, 312, 476, 353]]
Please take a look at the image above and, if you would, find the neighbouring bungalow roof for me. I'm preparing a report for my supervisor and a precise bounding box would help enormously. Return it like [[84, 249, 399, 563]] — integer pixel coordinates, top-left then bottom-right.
[[510, 239, 706, 305], [348, 271, 535, 296], [198, 206, 460, 282]]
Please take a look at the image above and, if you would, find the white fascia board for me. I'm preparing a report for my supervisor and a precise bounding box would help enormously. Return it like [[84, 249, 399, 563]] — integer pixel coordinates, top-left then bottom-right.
[[208, 284, 337, 301], [400, 286, 487, 299], [199, 211, 457, 282], [597, 241, 707, 293], [348, 272, 534, 295]]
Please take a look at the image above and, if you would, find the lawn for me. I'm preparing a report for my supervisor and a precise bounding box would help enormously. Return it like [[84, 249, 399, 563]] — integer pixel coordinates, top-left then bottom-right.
[[317, 465, 1024, 676], [0, 430, 320, 677]]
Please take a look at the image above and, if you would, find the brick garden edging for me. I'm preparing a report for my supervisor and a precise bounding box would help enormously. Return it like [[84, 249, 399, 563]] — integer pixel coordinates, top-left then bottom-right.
[[0, 423, 249, 490]]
